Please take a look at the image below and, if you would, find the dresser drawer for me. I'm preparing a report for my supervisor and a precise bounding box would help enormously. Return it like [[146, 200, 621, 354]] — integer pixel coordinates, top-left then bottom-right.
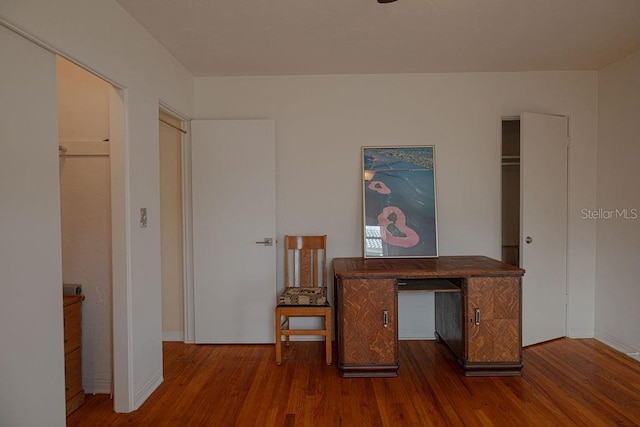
[[63, 295, 84, 415], [63, 303, 81, 353], [65, 348, 82, 400]]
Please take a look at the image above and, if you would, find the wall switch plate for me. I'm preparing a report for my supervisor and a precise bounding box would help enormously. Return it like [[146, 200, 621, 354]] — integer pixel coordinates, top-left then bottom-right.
[[140, 208, 147, 228]]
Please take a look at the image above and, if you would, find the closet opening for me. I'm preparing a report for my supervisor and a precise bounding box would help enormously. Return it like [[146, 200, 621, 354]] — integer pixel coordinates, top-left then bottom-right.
[[57, 56, 117, 415], [501, 118, 520, 267], [159, 109, 187, 343]]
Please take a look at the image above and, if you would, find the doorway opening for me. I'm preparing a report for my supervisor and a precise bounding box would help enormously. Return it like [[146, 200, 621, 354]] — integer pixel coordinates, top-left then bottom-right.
[[501, 119, 520, 267], [159, 109, 187, 342], [57, 56, 129, 413], [57, 56, 113, 405]]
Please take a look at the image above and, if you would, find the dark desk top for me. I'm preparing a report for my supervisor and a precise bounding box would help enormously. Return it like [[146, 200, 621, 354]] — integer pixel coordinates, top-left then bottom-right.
[[63, 294, 85, 306], [333, 256, 524, 279]]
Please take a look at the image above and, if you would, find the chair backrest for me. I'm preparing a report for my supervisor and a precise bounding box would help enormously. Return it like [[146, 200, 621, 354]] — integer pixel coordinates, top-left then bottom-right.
[[284, 235, 327, 288]]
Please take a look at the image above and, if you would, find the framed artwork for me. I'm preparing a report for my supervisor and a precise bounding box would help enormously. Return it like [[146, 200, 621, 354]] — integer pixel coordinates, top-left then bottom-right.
[[362, 146, 438, 258]]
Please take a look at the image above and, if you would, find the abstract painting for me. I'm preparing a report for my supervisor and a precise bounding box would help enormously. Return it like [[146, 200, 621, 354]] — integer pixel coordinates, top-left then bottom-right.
[[362, 146, 438, 258]]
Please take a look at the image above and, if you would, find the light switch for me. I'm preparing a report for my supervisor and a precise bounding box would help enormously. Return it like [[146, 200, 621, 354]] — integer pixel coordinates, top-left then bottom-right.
[[140, 208, 147, 228]]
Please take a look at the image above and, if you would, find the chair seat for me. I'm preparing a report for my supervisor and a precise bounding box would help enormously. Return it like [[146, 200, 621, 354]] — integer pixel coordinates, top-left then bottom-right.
[[278, 287, 328, 306]]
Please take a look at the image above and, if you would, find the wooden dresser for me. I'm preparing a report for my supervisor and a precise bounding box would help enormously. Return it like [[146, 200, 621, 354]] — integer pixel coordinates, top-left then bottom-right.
[[63, 295, 85, 415], [333, 256, 525, 378]]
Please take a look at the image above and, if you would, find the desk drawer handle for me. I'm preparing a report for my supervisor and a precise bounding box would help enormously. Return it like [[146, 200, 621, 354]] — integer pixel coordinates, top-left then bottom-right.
[[475, 308, 481, 326], [383, 310, 389, 328]]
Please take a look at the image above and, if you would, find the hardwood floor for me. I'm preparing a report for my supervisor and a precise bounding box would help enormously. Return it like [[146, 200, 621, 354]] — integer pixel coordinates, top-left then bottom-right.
[[67, 338, 640, 426]]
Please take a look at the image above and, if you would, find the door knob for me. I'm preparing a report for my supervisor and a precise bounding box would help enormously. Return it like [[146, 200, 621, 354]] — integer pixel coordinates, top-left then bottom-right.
[[525, 236, 533, 244], [255, 238, 273, 246]]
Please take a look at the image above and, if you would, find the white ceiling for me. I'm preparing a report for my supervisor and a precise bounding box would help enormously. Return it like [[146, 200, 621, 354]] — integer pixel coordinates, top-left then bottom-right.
[[116, 0, 640, 77]]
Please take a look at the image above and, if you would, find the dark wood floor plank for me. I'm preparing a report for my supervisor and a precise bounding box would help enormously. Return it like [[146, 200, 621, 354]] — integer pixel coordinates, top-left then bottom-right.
[[66, 338, 640, 426]]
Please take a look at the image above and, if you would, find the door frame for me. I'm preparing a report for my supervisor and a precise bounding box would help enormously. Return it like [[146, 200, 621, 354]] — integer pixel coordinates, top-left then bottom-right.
[[158, 103, 195, 343], [182, 118, 195, 343], [109, 84, 131, 412]]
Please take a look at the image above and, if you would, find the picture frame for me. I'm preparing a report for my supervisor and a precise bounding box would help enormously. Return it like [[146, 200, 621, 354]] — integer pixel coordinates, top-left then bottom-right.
[[362, 145, 438, 258]]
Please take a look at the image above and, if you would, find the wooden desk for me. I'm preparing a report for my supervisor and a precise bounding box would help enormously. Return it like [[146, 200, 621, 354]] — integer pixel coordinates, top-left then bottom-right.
[[333, 256, 525, 378]]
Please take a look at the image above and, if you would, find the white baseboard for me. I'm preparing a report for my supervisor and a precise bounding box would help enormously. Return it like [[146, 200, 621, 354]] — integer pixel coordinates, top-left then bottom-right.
[[399, 329, 435, 340], [567, 327, 595, 339], [84, 378, 112, 395], [595, 330, 640, 361], [285, 336, 324, 342], [283, 331, 437, 341], [162, 331, 184, 342], [134, 370, 163, 410]]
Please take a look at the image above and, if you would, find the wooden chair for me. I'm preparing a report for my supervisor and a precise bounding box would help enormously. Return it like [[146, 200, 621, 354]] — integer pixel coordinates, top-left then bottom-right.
[[275, 235, 331, 365]]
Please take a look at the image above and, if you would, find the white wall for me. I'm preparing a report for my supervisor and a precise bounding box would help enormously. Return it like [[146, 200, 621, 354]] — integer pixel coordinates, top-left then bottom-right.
[[0, 0, 193, 414], [58, 56, 113, 394], [195, 71, 599, 339], [595, 49, 640, 357], [0, 25, 65, 427]]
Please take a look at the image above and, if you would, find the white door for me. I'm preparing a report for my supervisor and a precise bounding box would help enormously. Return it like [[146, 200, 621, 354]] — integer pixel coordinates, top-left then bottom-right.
[[192, 120, 276, 343], [520, 112, 568, 346]]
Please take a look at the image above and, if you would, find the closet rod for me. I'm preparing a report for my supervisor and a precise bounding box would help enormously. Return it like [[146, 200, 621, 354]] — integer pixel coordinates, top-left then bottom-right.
[[159, 118, 187, 134]]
